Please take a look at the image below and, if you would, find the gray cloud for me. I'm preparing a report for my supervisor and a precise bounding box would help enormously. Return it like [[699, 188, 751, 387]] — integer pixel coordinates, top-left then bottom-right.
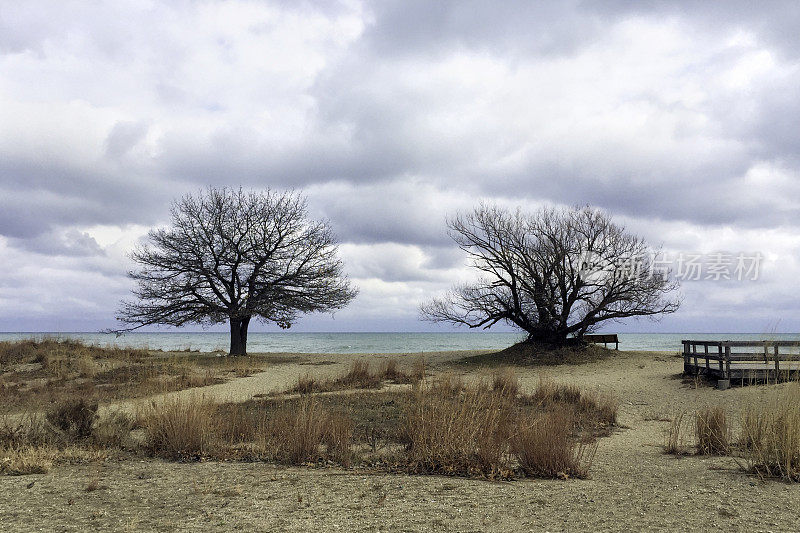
[[1, 1, 799, 332], [10, 229, 105, 257]]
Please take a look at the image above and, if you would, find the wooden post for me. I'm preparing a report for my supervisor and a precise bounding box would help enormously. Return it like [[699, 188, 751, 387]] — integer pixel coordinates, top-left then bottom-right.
[[682, 341, 689, 375], [718, 344, 724, 374], [704, 344, 710, 371], [693, 343, 699, 373], [775, 344, 780, 379], [725, 345, 731, 380]]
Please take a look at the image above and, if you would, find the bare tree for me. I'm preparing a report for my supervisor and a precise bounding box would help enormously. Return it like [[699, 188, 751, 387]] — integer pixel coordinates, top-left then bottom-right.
[[116, 188, 357, 355], [421, 204, 680, 345]]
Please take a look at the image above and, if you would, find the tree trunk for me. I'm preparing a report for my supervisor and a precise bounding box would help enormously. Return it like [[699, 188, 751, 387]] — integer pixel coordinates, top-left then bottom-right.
[[229, 316, 251, 355], [526, 328, 570, 346]]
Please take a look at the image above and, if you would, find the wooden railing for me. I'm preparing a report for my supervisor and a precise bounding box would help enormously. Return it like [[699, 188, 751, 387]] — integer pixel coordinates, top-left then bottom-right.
[[682, 340, 800, 382]]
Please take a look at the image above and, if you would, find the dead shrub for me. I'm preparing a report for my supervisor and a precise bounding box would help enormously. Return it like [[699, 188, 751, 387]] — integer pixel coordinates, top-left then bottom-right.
[[512, 408, 596, 479], [46, 398, 99, 440], [695, 406, 729, 455]]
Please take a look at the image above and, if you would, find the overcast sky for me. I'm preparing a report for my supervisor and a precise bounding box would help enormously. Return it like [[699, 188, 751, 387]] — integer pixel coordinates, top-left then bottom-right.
[[1, 0, 799, 333]]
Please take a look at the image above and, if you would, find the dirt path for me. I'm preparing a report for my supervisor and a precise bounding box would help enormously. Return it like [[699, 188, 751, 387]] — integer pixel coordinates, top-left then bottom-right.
[[5, 350, 800, 532]]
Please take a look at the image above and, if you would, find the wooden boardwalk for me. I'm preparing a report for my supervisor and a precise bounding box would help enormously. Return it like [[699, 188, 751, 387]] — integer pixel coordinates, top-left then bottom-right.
[[683, 340, 800, 384]]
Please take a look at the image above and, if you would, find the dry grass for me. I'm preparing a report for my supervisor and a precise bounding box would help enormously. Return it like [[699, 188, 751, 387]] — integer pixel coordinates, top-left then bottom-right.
[[0, 339, 269, 413], [664, 411, 692, 455], [286, 359, 421, 395], [46, 398, 98, 440], [695, 406, 729, 455], [151, 369, 615, 480], [137, 395, 355, 466], [430, 373, 467, 396], [512, 408, 597, 479], [92, 411, 134, 448], [265, 398, 354, 465], [400, 372, 612, 479], [337, 361, 382, 389], [0, 405, 121, 476], [0, 338, 149, 367], [402, 384, 515, 479], [410, 357, 426, 382], [741, 384, 800, 481], [138, 395, 216, 460], [527, 376, 618, 431], [0, 355, 615, 483], [0, 446, 54, 475], [491, 367, 519, 396]]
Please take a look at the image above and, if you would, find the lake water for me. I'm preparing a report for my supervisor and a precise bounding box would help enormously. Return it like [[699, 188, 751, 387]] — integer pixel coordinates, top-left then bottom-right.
[[2, 332, 800, 354]]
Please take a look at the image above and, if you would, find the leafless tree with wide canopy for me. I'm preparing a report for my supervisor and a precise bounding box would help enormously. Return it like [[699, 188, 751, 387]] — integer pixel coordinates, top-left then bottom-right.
[[116, 187, 357, 355], [421, 204, 680, 345]]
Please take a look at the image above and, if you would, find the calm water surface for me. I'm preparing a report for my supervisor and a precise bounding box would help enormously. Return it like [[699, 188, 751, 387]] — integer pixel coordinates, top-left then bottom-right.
[[2, 332, 800, 354]]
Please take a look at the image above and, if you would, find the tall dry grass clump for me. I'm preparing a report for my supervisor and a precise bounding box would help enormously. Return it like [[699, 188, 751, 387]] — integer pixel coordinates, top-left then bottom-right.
[[512, 408, 596, 479], [379, 358, 419, 384], [338, 360, 381, 389], [741, 384, 800, 481], [211, 397, 354, 465], [492, 367, 519, 397], [266, 398, 329, 463], [430, 373, 467, 396], [261, 397, 354, 465], [321, 412, 355, 466], [46, 398, 98, 440], [695, 406, 729, 455], [411, 357, 426, 382], [402, 384, 515, 479], [0, 446, 54, 475], [528, 376, 618, 430], [530, 376, 582, 405], [664, 411, 692, 455], [138, 395, 216, 459]]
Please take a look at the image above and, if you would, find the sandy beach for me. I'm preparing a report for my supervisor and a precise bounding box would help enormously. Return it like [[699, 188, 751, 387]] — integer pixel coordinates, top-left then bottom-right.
[[2, 349, 798, 532]]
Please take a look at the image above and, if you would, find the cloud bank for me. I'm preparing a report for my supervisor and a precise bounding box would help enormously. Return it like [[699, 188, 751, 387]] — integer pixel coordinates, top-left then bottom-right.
[[1, 0, 799, 332]]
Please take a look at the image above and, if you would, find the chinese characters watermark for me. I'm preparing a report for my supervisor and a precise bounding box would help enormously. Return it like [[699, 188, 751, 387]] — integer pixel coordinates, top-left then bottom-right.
[[578, 251, 763, 282]]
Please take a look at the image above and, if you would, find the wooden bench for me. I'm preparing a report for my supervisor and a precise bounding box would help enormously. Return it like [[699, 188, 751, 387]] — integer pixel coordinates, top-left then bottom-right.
[[584, 334, 619, 350]]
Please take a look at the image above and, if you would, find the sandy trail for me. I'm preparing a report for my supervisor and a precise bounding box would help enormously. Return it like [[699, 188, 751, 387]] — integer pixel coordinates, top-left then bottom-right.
[[5, 350, 800, 532], [105, 350, 486, 413]]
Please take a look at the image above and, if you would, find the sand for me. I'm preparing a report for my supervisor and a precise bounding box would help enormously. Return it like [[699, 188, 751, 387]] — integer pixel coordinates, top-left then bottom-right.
[[3, 349, 799, 532]]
